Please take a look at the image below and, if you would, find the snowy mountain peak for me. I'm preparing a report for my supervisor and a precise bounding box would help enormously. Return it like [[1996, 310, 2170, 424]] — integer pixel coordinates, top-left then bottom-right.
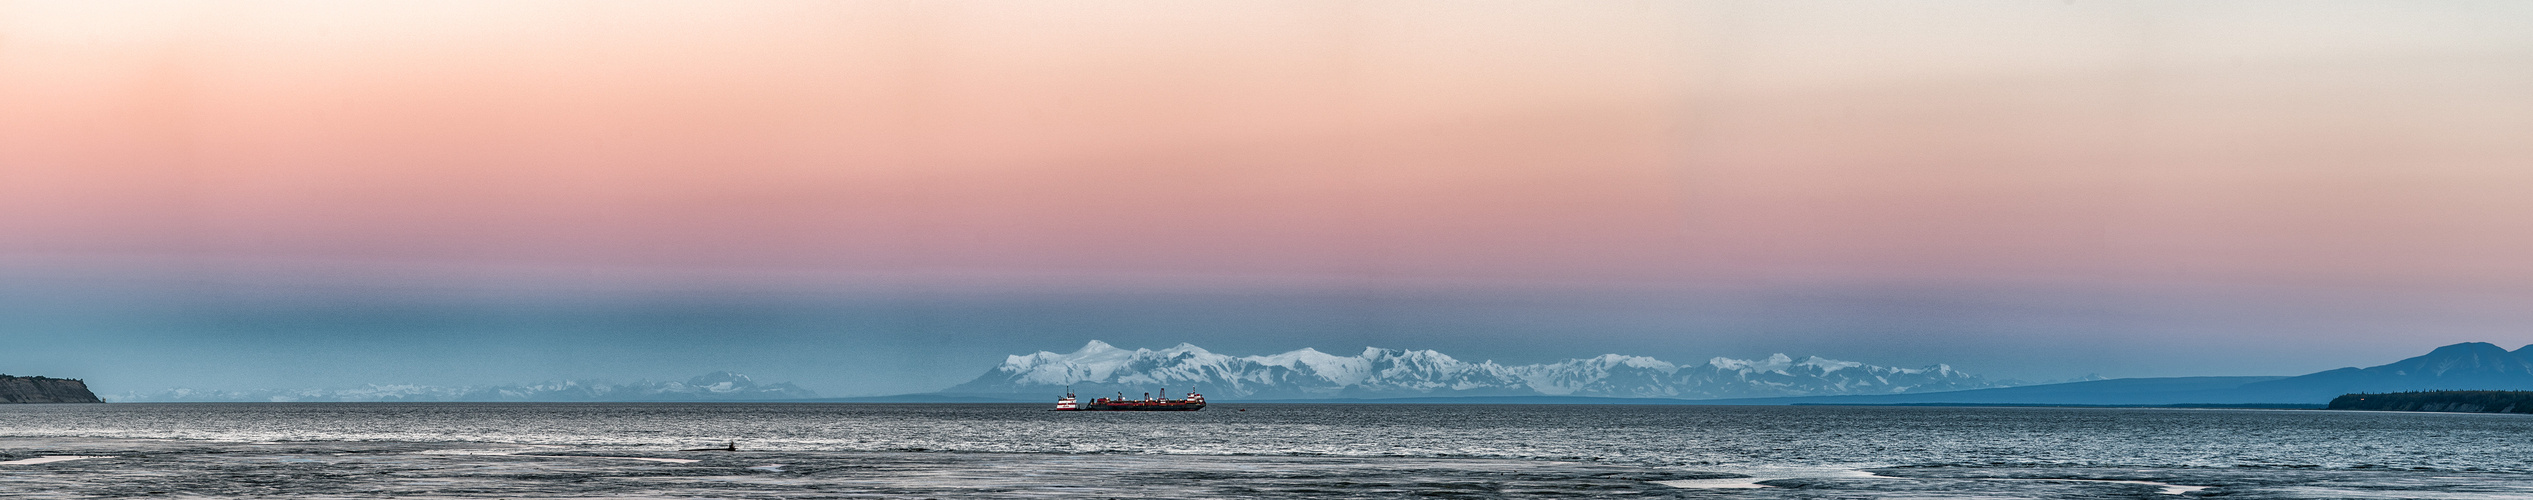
[[1245, 347, 1371, 386], [1588, 354, 1678, 371], [1709, 353, 1799, 373], [948, 341, 1997, 400], [1796, 356, 1864, 373], [1160, 342, 1201, 352]]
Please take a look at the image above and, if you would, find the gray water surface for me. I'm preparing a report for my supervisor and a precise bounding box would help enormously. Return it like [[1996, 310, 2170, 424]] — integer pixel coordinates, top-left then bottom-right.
[[4, 403, 2530, 498]]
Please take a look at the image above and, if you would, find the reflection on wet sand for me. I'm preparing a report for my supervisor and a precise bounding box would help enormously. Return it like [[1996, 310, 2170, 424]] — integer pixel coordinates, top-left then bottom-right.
[[6, 438, 2532, 499], [0, 455, 111, 465]]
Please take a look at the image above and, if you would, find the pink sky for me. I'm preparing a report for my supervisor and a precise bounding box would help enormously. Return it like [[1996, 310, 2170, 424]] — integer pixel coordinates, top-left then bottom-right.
[[6, 1, 2532, 293]]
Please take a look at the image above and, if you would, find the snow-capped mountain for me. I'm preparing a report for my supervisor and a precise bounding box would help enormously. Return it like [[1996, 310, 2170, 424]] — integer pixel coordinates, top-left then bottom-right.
[[115, 371, 816, 402], [940, 341, 1997, 400]]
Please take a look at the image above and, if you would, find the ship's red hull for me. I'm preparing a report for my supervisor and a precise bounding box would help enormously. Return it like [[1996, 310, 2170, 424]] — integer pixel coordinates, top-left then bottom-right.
[[1053, 392, 1206, 411], [1071, 401, 1205, 411]]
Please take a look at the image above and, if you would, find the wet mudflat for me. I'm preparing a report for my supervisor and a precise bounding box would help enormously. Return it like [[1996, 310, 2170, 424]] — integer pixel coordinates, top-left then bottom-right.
[[9, 404, 2533, 498], [1774, 468, 2533, 499], [0, 438, 1719, 499], [7, 438, 2533, 499]]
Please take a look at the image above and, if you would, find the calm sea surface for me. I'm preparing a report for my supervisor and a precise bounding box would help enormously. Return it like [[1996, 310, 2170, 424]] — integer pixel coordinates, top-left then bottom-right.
[[5, 403, 2532, 498]]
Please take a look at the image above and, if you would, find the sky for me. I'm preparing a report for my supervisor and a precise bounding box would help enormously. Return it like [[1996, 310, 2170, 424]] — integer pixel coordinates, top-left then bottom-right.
[[4, 1, 2532, 396]]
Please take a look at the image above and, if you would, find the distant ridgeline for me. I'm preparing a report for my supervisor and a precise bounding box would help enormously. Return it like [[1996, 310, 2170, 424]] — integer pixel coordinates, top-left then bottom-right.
[[2329, 391, 2533, 414], [940, 341, 1999, 400], [0, 375, 105, 403], [929, 341, 2533, 406]]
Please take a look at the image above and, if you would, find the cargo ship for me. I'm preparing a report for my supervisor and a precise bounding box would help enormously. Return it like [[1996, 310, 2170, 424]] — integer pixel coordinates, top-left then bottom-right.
[[1052, 389, 1205, 411]]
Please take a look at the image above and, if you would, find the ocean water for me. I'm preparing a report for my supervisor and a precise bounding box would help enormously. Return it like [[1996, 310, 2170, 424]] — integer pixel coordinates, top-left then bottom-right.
[[4, 403, 2531, 498]]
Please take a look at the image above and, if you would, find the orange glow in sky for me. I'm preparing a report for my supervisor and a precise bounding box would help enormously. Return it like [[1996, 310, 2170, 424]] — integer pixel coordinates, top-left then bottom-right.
[[7, 1, 2532, 292]]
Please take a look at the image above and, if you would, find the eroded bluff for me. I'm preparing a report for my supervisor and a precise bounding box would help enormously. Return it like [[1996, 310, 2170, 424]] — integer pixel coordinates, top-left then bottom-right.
[[0, 375, 104, 403]]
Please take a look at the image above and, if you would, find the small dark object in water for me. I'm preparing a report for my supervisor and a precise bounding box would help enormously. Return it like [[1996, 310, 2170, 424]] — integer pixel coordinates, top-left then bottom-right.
[[683, 441, 738, 452]]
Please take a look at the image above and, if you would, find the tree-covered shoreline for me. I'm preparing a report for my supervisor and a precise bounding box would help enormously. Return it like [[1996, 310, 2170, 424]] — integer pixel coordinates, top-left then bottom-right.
[[2328, 391, 2533, 414]]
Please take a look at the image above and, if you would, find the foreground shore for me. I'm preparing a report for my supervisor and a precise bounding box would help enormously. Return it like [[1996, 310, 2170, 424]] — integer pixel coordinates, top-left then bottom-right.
[[6, 437, 2532, 499]]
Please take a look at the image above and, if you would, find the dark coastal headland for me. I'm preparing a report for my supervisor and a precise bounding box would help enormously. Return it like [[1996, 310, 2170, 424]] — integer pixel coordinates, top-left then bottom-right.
[[0, 375, 104, 403], [2329, 391, 2533, 414]]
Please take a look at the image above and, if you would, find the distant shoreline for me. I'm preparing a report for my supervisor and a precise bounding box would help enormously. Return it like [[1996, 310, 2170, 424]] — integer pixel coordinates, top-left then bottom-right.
[[646, 395, 2342, 409], [79, 398, 2328, 409], [2328, 391, 2533, 414]]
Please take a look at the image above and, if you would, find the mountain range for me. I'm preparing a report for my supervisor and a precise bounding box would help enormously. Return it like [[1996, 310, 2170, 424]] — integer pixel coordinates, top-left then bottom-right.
[[103, 341, 2533, 405], [933, 341, 2533, 406], [937, 341, 2000, 400], [1705, 342, 2533, 406], [115, 371, 815, 402]]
